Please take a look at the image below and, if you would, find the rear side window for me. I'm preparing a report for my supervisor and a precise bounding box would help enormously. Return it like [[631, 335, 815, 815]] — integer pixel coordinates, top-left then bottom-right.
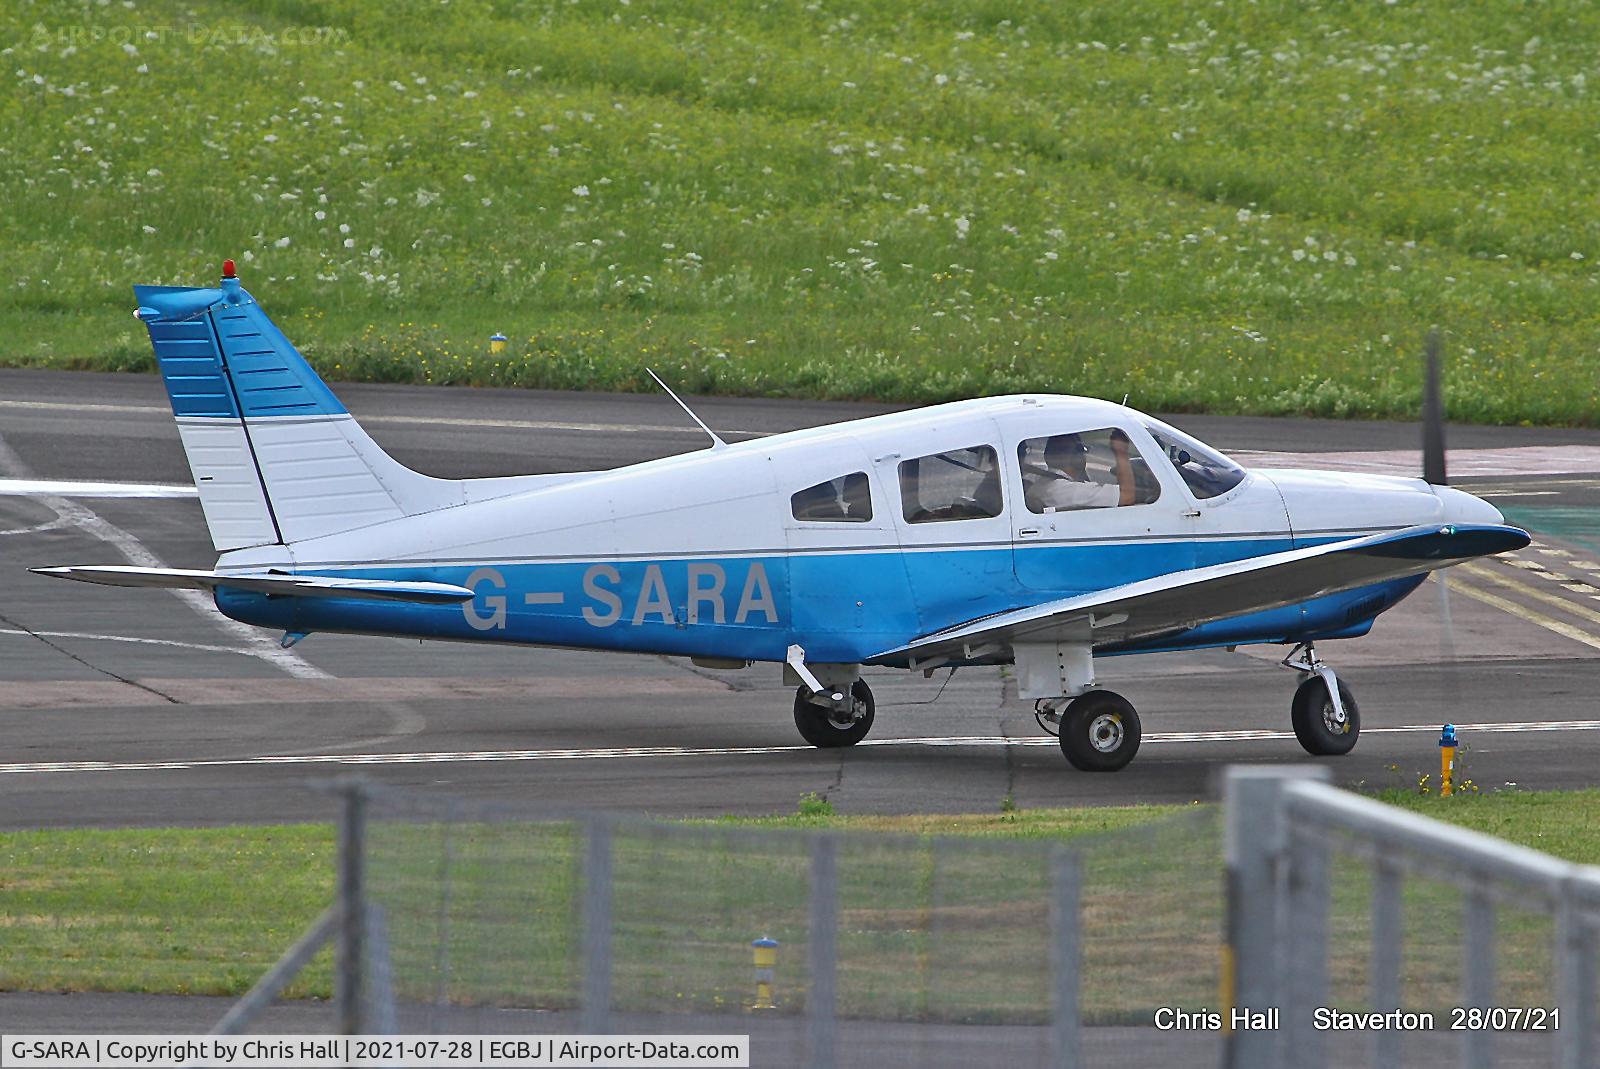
[[791, 472, 873, 522], [898, 445, 1003, 523]]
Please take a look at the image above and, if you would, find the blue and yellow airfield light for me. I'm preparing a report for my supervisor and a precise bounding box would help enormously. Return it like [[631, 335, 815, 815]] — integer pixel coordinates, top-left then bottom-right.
[[751, 936, 778, 1010], [1439, 724, 1458, 797], [489, 332, 507, 355]]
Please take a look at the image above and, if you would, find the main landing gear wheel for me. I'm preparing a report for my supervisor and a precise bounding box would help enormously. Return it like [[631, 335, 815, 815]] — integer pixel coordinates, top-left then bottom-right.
[[1058, 690, 1141, 772], [1291, 675, 1360, 756], [793, 680, 875, 748]]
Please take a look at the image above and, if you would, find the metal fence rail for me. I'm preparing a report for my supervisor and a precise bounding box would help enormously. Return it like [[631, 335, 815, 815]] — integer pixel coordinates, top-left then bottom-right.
[[1225, 766, 1600, 1069]]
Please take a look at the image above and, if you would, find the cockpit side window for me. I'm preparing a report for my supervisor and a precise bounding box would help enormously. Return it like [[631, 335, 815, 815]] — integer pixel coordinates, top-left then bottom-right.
[[898, 445, 1003, 523], [1018, 428, 1161, 514], [791, 471, 873, 523], [1143, 422, 1247, 500]]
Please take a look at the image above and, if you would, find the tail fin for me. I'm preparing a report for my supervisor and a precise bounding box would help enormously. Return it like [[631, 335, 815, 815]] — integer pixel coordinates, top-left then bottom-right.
[[134, 266, 465, 550]]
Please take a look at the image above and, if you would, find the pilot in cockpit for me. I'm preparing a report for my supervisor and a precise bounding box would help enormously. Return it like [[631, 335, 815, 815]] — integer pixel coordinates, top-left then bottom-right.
[[1032, 430, 1138, 511]]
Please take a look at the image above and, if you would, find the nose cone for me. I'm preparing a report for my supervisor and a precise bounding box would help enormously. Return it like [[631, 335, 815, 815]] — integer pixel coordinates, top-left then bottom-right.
[[1433, 485, 1504, 527]]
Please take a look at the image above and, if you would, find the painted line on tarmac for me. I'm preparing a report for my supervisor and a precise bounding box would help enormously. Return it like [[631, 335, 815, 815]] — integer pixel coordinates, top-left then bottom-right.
[[2, 718, 1596, 776], [1232, 445, 1600, 477], [1462, 562, 1600, 628], [1451, 583, 1600, 653], [0, 433, 327, 680], [0, 399, 766, 439], [0, 627, 269, 658], [0, 477, 197, 499]]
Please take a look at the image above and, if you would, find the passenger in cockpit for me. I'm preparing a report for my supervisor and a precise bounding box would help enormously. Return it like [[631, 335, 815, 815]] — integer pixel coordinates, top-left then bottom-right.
[[1034, 430, 1137, 511]]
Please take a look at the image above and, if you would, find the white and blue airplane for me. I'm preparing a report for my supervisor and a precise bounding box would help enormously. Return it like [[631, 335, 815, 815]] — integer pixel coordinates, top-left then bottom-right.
[[35, 264, 1529, 771]]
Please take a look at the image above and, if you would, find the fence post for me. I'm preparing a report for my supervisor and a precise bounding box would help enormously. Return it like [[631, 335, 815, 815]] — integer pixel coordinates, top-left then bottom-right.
[[336, 778, 368, 1035], [1554, 891, 1595, 1069], [1223, 765, 1329, 1069], [1462, 878, 1496, 1069], [580, 815, 614, 1034], [1370, 858, 1404, 1069], [1049, 848, 1081, 1068], [1286, 829, 1329, 1069], [807, 834, 839, 1069]]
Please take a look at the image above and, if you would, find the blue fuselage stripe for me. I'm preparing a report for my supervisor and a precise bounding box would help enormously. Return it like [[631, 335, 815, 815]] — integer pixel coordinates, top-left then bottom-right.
[[213, 537, 1423, 663]]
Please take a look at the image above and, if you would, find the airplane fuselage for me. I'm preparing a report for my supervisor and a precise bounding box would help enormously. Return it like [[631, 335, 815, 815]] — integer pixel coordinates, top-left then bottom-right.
[[210, 395, 1494, 667]]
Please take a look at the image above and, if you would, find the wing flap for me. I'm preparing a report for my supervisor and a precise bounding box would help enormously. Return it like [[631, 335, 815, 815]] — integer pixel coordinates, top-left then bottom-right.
[[874, 523, 1529, 663], [31, 565, 476, 604]]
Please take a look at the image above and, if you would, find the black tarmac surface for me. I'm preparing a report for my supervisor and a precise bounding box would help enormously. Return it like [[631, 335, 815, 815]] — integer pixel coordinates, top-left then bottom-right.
[[3, 368, 1600, 830]]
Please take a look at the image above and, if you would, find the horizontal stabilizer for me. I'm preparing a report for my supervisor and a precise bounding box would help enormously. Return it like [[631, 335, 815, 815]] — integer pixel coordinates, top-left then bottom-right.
[[31, 565, 475, 604]]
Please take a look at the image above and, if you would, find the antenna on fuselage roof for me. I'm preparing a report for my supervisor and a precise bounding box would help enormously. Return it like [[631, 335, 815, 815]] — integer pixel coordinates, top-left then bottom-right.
[[644, 368, 728, 451]]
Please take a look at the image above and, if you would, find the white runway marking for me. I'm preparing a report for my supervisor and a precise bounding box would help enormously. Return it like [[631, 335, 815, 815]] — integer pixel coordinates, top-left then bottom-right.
[[0, 478, 196, 498], [1231, 445, 1600, 477], [0, 434, 327, 680], [0, 399, 766, 439], [1, 718, 1595, 776], [0, 627, 269, 659]]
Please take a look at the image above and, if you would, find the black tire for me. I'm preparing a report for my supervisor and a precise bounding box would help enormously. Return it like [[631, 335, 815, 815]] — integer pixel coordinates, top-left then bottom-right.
[[1058, 690, 1141, 772], [1291, 675, 1360, 756], [794, 680, 874, 748]]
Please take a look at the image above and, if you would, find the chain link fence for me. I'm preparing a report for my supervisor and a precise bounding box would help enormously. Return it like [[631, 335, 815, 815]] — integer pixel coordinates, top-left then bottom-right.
[[231, 782, 1224, 1068]]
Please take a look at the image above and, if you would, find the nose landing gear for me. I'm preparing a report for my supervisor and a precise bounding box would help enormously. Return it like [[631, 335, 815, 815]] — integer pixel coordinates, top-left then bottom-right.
[[1282, 642, 1360, 756], [794, 679, 875, 747]]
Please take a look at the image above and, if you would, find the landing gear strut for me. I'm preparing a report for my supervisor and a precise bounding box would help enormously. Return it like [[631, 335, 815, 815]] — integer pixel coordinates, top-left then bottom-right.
[[1041, 690, 1142, 772], [1281, 642, 1360, 756], [794, 680, 875, 748]]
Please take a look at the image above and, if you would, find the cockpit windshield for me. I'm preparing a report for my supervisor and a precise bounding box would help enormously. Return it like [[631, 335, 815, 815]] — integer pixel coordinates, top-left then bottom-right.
[[1142, 421, 1247, 500]]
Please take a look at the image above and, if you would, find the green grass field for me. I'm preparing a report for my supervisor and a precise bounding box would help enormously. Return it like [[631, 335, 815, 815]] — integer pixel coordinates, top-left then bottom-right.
[[3, 791, 1598, 1022], [3, 1, 1598, 422]]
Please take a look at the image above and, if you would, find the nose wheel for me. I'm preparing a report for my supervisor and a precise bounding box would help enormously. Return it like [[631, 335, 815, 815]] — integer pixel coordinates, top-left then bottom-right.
[[794, 680, 875, 748], [1282, 642, 1361, 756]]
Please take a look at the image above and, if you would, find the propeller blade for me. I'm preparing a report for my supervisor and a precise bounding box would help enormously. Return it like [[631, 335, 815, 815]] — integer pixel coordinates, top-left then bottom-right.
[[1422, 328, 1447, 485]]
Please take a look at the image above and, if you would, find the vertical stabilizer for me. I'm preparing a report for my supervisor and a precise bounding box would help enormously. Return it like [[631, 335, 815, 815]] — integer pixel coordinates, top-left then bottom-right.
[[134, 266, 466, 550]]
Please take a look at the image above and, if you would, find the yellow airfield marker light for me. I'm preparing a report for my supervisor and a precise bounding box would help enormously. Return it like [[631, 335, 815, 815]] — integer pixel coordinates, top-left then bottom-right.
[[489, 332, 507, 355], [751, 936, 778, 1010], [1439, 724, 1457, 798]]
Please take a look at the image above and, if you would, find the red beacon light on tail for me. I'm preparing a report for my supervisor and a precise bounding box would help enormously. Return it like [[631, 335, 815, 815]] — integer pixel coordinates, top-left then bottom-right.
[[222, 259, 237, 279]]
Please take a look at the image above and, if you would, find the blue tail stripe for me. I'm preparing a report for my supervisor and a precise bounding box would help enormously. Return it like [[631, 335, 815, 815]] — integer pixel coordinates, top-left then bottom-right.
[[144, 317, 238, 419], [212, 302, 346, 418]]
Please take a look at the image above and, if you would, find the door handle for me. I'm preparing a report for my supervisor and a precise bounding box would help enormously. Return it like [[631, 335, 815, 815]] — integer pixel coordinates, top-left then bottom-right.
[[1018, 528, 1041, 537]]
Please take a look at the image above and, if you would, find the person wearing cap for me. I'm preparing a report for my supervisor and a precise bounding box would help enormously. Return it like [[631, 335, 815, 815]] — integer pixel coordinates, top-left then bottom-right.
[[1032, 430, 1138, 511]]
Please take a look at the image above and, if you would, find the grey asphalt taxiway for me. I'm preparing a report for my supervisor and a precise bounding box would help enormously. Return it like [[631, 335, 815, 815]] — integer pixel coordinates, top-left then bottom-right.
[[3, 368, 1600, 830]]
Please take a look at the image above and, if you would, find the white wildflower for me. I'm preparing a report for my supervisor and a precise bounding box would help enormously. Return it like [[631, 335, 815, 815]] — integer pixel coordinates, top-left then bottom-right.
[[572, 184, 590, 197]]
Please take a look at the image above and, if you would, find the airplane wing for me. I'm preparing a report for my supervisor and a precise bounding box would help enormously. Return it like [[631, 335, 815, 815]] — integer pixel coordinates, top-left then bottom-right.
[[30, 566, 476, 604], [872, 523, 1529, 664]]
